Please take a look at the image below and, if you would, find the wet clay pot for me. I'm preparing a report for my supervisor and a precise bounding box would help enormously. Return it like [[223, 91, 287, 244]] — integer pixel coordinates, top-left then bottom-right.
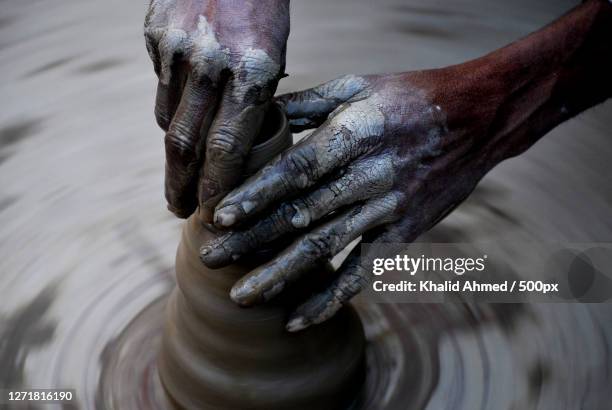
[[158, 104, 366, 410]]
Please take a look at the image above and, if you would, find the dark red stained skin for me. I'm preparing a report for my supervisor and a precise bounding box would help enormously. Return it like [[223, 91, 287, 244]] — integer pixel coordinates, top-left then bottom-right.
[[147, 1, 612, 331]]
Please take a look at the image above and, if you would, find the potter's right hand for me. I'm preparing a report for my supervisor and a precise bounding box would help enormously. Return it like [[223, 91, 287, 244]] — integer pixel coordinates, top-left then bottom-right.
[[144, 0, 290, 219], [201, 0, 612, 329], [199, 70, 497, 330]]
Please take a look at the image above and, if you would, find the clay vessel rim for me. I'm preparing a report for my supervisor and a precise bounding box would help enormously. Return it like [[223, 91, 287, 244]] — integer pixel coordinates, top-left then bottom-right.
[[249, 103, 289, 155]]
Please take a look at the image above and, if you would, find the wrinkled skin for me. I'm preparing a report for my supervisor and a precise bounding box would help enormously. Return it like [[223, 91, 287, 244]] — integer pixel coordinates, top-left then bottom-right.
[[144, 0, 290, 219], [200, 0, 612, 331], [201, 71, 494, 331]]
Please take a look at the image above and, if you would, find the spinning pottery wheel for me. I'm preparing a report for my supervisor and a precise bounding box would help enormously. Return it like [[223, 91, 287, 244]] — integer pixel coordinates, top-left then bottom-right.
[[2, 1, 612, 410]]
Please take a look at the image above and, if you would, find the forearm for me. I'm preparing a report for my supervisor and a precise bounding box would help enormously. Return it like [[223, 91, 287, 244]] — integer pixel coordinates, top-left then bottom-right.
[[459, 0, 612, 165]]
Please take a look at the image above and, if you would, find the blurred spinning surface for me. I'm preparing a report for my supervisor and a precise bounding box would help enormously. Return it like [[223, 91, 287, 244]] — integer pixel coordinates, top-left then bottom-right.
[[0, 0, 611, 409]]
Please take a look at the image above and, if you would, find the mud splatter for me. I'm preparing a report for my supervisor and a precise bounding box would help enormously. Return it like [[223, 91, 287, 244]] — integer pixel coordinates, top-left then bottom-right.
[[0, 284, 57, 388], [0, 118, 42, 165], [24, 56, 74, 78], [75, 58, 125, 74]]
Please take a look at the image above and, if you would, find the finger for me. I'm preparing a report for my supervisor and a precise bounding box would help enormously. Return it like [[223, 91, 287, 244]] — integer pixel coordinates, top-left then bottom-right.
[[213, 102, 384, 228], [289, 155, 394, 228], [286, 246, 365, 332], [276, 74, 369, 132], [286, 224, 410, 332], [198, 94, 268, 221], [154, 30, 189, 130], [199, 51, 282, 221], [200, 155, 394, 268], [164, 73, 218, 218], [229, 193, 399, 307], [212, 131, 336, 227], [155, 66, 187, 131], [200, 202, 296, 268]]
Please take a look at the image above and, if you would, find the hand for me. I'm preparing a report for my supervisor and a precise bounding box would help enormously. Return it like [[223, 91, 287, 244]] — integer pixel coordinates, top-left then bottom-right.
[[200, 69, 499, 330], [144, 0, 290, 218], [201, 0, 612, 331]]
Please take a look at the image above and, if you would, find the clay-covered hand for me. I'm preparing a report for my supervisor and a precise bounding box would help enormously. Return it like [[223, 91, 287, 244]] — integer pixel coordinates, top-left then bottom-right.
[[200, 69, 503, 330], [144, 0, 289, 219]]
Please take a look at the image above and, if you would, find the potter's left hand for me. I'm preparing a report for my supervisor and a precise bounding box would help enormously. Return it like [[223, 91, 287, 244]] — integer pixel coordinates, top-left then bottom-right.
[[200, 70, 495, 330], [144, 0, 290, 219]]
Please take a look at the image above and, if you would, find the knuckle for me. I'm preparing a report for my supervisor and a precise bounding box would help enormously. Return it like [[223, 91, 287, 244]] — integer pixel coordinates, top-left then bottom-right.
[[359, 194, 400, 227], [230, 49, 279, 102], [170, 120, 194, 140], [342, 268, 368, 295], [207, 128, 246, 165], [241, 52, 272, 68], [155, 30, 189, 83], [158, 30, 187, 57], [327, 180, 346, 200], [251, 204, 295, 237], [144, 26, 163, 44], [164, 131, 196, 161], [336, 168, 375, 199], [300, 232, 332, 260], [236, 230, 258, 252], [190, 63, 223, 85], [272, 203, 297, 231], [278, 174, 300, 194], [234, 51, 278, 79], [293, 196, 319, 224], [190, 49, 229, 84], [282, 148, 318, 187], [332, 107, 384, 151], [326, 128, 360, 161]]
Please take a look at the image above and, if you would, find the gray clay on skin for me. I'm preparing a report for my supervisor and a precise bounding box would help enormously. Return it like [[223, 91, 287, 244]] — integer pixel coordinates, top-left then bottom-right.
[[144, 0, 290, 219]]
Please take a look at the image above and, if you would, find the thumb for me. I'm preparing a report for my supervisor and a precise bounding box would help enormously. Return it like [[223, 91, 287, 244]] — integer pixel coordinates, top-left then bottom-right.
[[275, 74, 369, 132]]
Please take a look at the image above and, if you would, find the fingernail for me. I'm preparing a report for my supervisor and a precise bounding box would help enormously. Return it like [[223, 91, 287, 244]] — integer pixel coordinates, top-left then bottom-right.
[[199, 245, 230, 269], [215, 204, 242, 227], [214, 200, 258, 227], [290, 204, 311, 228], [286, 316, 309, 332], [230, 285, 253, 306]]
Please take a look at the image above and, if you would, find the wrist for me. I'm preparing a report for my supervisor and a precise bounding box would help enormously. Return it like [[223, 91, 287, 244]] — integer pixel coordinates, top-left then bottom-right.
[[460, 0, 612, 165]]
